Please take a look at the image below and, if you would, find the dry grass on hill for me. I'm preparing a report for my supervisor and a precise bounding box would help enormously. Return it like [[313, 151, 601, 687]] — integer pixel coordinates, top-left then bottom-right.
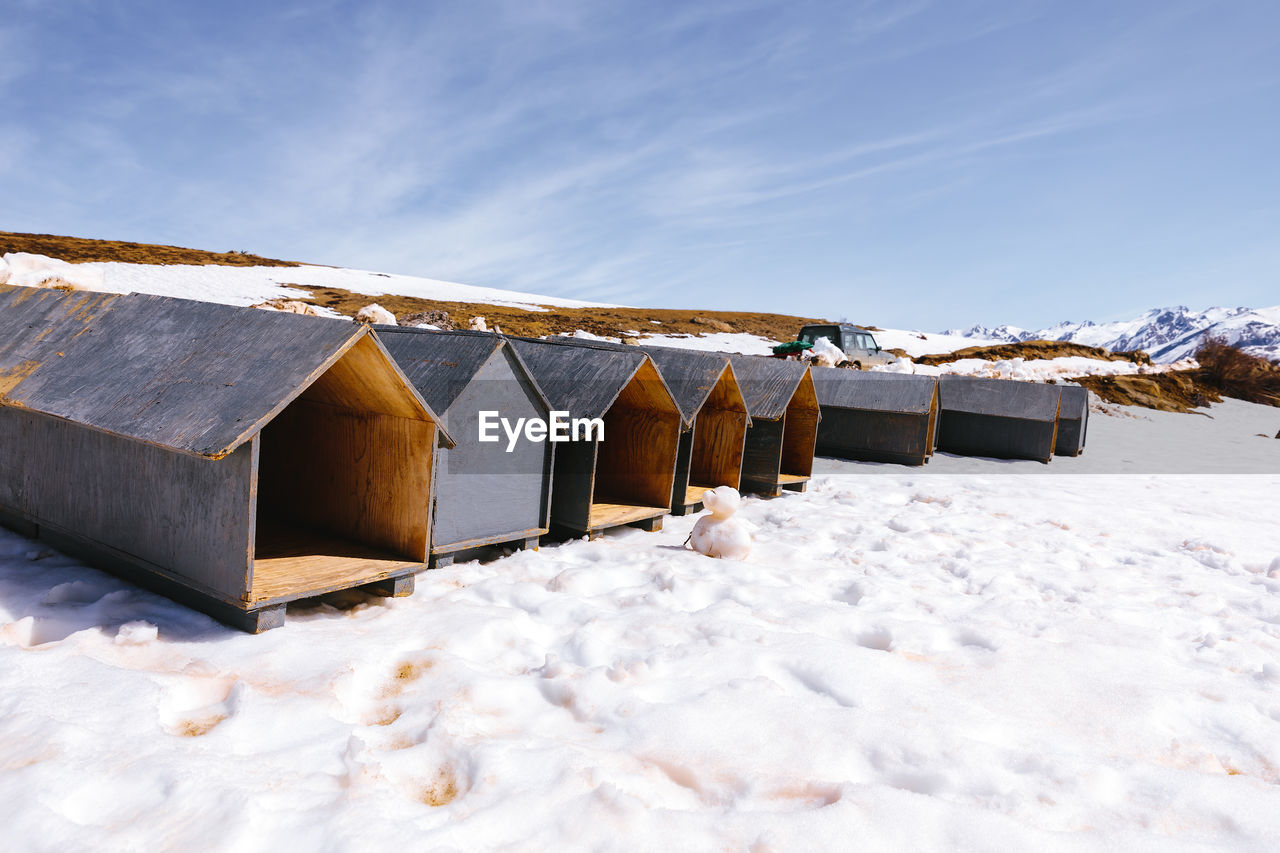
[[288, 285, 828, 342], [1069, 339, 1280, 413], [915, 340, 1150, 366], [2, 231, 826, 341], [1194, 336, 1280, 406], [0, 231, 299, 268]]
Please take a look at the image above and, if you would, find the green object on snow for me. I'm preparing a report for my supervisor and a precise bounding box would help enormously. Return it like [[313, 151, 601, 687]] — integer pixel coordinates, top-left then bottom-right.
[[771, 340, 813, 355]]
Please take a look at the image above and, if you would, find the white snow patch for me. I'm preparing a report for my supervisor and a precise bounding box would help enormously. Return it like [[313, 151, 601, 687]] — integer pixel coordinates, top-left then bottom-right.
[[875, 355, 1199, 381], [2, 399, 1279, 848], [61, 259, 613, 312], [638, 331, 780, 355], [2, 252, 106, 291]]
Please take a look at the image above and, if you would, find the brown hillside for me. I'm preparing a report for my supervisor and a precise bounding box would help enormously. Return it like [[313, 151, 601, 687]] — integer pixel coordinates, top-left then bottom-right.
[[1, 231, 826, 341], [1195, 336, 1280, 406], [1070, 372, 1221, 413], [915, 340, 1150, 366], [0, 231, 298, 268], [285, 285, 827, 342]]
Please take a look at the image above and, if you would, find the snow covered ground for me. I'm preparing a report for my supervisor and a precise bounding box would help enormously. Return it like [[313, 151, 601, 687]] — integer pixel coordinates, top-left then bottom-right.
[[0, 253, 611, 311], [871, 327, 1002, 358], [3, 399, 1279, 850]]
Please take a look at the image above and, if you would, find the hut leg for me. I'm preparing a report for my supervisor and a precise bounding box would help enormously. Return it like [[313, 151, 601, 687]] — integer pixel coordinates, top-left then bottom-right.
[[521, 536, 540, 552], [782, 481, 807, 493], [229, 605, 286, 634], [429, 552, 455, 570], [362, 573, 415, 598], [631, 516, 663, 533]]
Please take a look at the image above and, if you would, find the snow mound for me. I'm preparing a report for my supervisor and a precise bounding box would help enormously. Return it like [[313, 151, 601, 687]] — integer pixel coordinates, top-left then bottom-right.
[[876, 355, 1199, 381], [1, 252, 106, 291]]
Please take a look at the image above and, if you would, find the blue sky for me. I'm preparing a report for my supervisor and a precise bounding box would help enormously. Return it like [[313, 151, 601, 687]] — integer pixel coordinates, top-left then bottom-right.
[[4, 1, 1278, 329]]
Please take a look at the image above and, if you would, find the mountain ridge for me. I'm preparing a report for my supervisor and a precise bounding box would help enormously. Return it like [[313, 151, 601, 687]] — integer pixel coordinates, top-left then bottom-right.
[[946, 305, 1280, 363]]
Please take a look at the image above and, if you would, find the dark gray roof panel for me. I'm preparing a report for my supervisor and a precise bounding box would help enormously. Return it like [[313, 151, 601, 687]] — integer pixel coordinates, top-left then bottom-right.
[[638, 346, 732, 427], [508, 337, 647, 419], [1058, 385, 1089, 420], [728, 355, 809, 420], [0, 285, 123, 381], [811, 367, 937, 414], [376, 327, 506, 414], [938, 375, 1062, 422], [3, 289, 369, 457]]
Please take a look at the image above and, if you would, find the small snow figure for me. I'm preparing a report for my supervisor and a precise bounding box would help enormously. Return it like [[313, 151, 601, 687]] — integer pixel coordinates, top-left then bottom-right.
[[690, 486, 751, 560]]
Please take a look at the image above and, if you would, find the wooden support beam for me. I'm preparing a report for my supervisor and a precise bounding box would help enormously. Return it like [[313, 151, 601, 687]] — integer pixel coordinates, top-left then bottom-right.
[[228, 605, 286, 634], [361, 573, 415, 598]]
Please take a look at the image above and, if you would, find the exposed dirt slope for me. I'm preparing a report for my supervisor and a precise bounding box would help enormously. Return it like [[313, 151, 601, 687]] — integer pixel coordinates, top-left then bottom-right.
[[1070, 372, 1221, 413], [916, 340, 1150, 366], [1, 231, 827, 341], [0, 231, 298, 268]]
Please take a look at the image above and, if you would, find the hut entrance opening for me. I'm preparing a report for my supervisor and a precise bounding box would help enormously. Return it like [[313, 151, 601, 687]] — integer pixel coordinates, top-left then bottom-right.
[[778, 372, 818, 487], [683, 372, 749, 506], [251, 337, 434, 602], [589, 362, 681, 529]]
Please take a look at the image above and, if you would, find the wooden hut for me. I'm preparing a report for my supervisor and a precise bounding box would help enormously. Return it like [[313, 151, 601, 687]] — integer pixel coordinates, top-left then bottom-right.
[[811, 368, 939, 466], [729, 356, 819, 496], [508, 337, 681, 537], [1054, 385, 1089, 457], [936, 375, 1062, 463], [638, 346, 750, 515], [377, 327, 554, 566], [0, 285, 453, 632]]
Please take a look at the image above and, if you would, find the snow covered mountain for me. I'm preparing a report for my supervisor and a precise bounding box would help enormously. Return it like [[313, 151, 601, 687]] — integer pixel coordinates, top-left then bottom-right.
[[947, 305, 1280, 363]]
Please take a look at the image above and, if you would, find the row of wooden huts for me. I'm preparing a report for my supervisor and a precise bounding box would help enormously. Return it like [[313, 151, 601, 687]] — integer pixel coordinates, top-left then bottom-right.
[[0, 284, 1089, 633], [0, 286, 826, 631], [812, 370, 1089, 465]]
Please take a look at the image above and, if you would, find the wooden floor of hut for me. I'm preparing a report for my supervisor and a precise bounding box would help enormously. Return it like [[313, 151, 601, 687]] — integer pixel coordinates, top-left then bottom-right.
[[251, 519, 417, 604], [586, 502, 667, 531], [778, 473, 810, 491], [682, 484, 716, 508]]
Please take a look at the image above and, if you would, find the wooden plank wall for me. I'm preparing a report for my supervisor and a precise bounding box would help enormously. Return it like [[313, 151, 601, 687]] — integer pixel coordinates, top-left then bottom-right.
[[780, 373, 819, 477], [549, 439, 596, 529], [430, 347, 553, 549], [690, 408, 747, 488], [2, 407, 255, 601], [257, 400, 433, 561], [740, 418, 785, 492], [816, 409, 931, 465]]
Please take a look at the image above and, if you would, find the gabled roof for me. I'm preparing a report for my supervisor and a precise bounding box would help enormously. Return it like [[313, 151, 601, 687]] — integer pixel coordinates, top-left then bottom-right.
[[375, 327, 551, 416], [937, 375, 1062, 422], [728, 355, 813, 420], [0, 286, 452, 457], [508, 336, 677, 420], [811, 367, 937, 414], [637, 346, 745, 429]]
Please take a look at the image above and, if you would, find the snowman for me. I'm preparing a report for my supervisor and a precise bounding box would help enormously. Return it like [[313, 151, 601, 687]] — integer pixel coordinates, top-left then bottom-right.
[[689, 486, 751, 560]]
